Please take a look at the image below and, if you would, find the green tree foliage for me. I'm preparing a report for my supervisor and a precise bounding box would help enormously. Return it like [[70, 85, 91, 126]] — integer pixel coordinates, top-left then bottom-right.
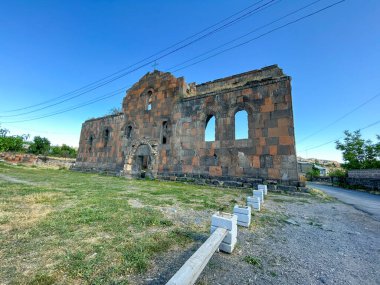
[[29, 136, 51, 155], [50, 144, 77, 158], [336, 130, 380, 170], [0, 126, 29, 152], [306, 165, 320, 181], [328, 168, 346, 178]]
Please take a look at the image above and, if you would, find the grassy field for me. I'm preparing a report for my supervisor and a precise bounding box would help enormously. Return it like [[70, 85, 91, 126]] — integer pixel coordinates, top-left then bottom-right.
[[0, 162, 251, 284]]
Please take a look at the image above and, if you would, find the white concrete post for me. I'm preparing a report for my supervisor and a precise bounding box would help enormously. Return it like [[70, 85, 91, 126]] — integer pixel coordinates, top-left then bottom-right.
[[258, 184, 268, 195], [253, 189, 264, 203], [247, 196, 261, 211], [210, 212, 237, 253], [233, 205, 251, 227]]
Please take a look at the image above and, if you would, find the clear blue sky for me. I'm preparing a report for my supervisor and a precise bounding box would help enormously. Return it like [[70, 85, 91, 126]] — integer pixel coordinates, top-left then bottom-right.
[[0, 0, 379, 162]]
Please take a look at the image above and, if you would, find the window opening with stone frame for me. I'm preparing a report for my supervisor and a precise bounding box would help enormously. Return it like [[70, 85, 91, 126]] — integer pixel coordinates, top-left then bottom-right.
[[235, 110, 249, 139], [88, 135, 93, 152], [104, 129, 110, 147], [126, 126, 133, 139], [162, 121, 169, 144], [147, 90, 153, 111], [205, 115, 216, 142]]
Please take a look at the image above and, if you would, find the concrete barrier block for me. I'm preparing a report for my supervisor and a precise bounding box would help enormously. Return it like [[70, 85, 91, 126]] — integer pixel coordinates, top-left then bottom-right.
[[233, 205, 251, 215], [234, 213, 250, 223], [258, 184, 268, 195], [210, 225, 236, 244], [248, 202, 260, 211], [237, 221, 250, 227], [247, 196, 261, 211], [247, 196, 260, 203], [219, 239, 237, 254], [211, 212, 237, 231], [253, 190, 264, 203]]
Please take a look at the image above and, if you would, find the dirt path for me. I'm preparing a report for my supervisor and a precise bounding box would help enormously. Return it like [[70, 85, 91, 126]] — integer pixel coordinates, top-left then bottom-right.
[[0, 173, 36, 185], [133, 192, 380, 285]]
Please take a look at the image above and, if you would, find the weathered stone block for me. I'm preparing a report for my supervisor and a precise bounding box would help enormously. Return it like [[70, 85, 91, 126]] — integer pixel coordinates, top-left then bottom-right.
[[277, 185, 297, 192]]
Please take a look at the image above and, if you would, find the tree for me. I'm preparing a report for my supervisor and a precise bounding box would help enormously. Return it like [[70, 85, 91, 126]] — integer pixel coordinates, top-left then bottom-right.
[[306, 165, 320, 181], [108, 107, 122, 115], [29, 136, 51, 155], [50, 144, 77, 158], [60, 144, 77, 158], [0, 125, 29, 152], [328, 168, 346, 178], [335, 130, 380, 170]]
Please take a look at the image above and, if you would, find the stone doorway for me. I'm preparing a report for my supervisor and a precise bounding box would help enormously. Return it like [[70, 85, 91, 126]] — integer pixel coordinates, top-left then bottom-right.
[[133, 144, 152, 178]]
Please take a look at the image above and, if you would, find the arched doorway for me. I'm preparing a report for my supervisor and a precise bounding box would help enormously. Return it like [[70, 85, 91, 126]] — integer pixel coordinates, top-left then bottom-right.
[[132, 144, 152, 178]]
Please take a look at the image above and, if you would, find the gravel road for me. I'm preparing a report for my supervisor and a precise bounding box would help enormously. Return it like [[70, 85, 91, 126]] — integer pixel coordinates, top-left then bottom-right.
[[133, 191, 380, 285], [308, 182, 380, 221]]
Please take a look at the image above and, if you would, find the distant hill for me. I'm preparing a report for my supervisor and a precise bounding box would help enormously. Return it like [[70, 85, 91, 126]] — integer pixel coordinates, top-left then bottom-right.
[[297, 157, 341, 168]]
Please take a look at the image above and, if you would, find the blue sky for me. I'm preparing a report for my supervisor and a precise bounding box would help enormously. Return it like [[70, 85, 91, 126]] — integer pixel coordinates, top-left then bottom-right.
[[0, 0, 379, 162]]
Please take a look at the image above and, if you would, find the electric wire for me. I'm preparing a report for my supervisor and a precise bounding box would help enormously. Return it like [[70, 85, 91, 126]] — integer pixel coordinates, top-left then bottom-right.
[[1, 0, 277, 114], [302, 119, 380, 152], [298, 92, 380, 143], [1, 0, 346, 124]]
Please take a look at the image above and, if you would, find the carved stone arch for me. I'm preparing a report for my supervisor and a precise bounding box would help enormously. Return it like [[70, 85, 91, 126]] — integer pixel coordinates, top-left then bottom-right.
[[101, 126, 113, 147], [123, 138, 159, 178], [228, 102, 255, 117], [228, 102, 256, 140], [143, 87, 155, 110], [87, 132, 95, 153], [199, 107, 220, 142], [121, 120, 137, 139]]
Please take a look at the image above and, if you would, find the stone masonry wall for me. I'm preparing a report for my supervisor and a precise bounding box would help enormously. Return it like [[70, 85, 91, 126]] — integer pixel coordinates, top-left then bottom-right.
[[75, 113, 125, 173], [74, 65, 299, 185]]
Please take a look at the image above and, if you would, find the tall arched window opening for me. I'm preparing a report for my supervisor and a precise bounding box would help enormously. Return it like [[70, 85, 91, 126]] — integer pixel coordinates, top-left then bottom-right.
[[162, 121, 168, 144], [205, 115, 215, 142], [104, 129, 110, 147], [147, 90, 152, 111], [235, 110, 249, 139], [88, 136, 93, 152], [126, 126, 132, 139]]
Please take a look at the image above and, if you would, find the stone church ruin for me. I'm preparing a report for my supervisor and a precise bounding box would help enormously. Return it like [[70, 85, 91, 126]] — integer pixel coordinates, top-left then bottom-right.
[[74, 65, 299, 186]]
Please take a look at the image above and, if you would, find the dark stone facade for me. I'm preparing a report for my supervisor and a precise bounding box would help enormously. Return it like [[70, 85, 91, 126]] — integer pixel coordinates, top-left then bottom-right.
[[74, 65, 299, 185]]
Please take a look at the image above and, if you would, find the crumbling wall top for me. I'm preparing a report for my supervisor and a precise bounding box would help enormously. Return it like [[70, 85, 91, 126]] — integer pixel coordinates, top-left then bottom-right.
[[194, 64, 285, 96]]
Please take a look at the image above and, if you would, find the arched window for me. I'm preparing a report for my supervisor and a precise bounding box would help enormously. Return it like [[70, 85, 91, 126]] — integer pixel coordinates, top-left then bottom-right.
[[235, 110, 249, 139], [104, 129, 110, 147], [205, 115, 215, 142], [162, 121, 168, 144], [147, 90, 152, 111], [126, 126, 132, 139], [88, 136, 93, 152]]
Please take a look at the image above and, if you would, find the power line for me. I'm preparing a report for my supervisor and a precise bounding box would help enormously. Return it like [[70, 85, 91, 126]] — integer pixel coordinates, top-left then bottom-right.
[[173, 0, 346, 73], [2, 88, 127, 124], [301, 119, 380, 152], [1, 0, 278, 114], [167, 0, 324, 72], [298, 92, 380, 143], [1, 0, 346, 124]]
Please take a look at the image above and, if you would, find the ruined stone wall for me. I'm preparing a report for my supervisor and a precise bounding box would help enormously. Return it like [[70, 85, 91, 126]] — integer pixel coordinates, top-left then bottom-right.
[[74, 65, 299, 185], [158, 66, 298, 184], [74, 113, 125, 173]]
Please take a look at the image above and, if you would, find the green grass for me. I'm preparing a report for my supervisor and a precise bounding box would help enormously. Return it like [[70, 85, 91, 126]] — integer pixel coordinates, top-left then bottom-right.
[[0, 162, 248, 284], [243, 255, 262, 268]]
